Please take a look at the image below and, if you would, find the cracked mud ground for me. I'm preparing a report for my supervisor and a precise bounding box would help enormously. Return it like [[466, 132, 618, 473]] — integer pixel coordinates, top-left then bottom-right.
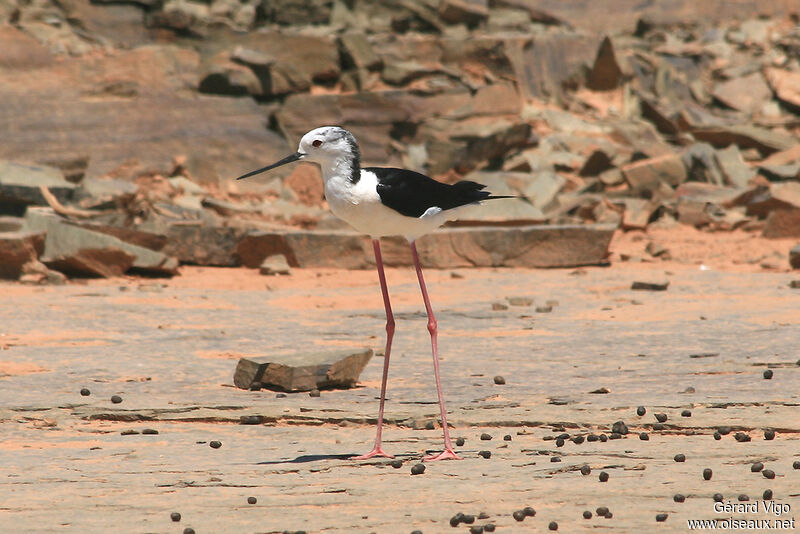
[[2, 230, 799, 533]]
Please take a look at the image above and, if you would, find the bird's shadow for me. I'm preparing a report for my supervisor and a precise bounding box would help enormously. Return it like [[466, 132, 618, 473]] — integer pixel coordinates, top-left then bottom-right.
[[257, 452, 418, 465]]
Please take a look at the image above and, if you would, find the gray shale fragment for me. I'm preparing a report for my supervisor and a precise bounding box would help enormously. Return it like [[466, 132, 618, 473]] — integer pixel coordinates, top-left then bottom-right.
[[233, 348, 373, 391]]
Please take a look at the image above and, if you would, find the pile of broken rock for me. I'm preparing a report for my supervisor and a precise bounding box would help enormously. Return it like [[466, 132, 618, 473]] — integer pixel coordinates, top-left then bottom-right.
[[1, 2, 799, 282]]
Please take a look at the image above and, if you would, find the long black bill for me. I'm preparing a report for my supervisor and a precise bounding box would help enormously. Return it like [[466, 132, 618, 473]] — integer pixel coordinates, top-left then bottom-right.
[[236, 152, 303, 180]]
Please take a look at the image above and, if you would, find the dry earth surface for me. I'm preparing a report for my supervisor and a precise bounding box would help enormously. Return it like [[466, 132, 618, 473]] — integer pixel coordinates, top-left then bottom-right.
[[1, 229, 799, 533]]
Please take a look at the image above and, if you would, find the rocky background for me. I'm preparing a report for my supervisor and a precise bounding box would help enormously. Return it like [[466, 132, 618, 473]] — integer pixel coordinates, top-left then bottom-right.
[[1, 0, 800, 282]]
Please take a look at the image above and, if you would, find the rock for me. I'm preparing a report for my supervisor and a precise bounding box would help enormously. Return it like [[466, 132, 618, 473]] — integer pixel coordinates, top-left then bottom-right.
[[0, 216, 24, 232], [73, 178, 138, 210], [640, 99, 680, 136], [619, 198, 657, 230], [790, 244, 800, 269], [711, 72, 771, 114], [262, 0, 332, 25], [715, 145, 754, 188], [763, 210, 800, 239], [0, 231, 46, 279], [683, 143, 725, 186], [587, 37, 623, 91], [632, 280, 669, 291], [764, 68, 800, 112], [24, 208, 178, 277], [157, 223, 245, 267], [237, 224, 614, 269], [691, 125, 795, 157], [0, 160, 75, 215], [198, 53, 261, 96], [757, 164, 800, 181], [259, 254, 291, 276], [758, 145, 800, 168], [339, 33, 381, 71], [622, 154, 687, 197], [438, 0, 489, 25], [233, 348, 374, 391], [746, 182, 800, 218]]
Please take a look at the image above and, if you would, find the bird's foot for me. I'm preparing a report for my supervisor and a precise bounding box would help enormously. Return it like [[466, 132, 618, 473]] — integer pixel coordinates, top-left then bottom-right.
[[423, 448, 462, 462], [352, 446, 394, 460]]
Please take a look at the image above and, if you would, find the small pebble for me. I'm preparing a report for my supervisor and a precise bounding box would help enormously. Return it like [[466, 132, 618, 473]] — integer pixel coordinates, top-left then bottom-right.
[[247, 497, 257, 504], [478, 450, 491, 459], [483, 525, 495, 532], [411, 464, 425, 475], [550, 457, 561, 463], [656, 513, 668, 522], [636, 406, 646, 416], [587, 434, 599, 442], [111, 395, 123, 404], [655, 413, 667, 423], [80, 388, 91, 396], [121, 429, 139, 435], [793, 461, 800, 470], [462, 514, 475, 524], [210, 440, 222, 449], [512, 510, 525, 522], [480, 433, 492, 441], [413, 531, 424, 534], [674, 494, 685, 503], [142, 428, 159, 435], [582, 511, 592, 519], [503, 435, 512, 441], [609, 432, 622, 440], [391, 460, 403, 469], [535, 305, 553, 313], [611, 421, 628, 434], [450, 513, 464, 527], [674, 454, 686, 462], [713, 493, 723, 502], [764, 430, 775, 440], [719, 426, 731, 435], [605, 512, 613, 519], [703, 468, 712, 480], [738, 494, 749, 502], [183, 529, 194, 534], [275, 393, 287, 398], [580, 465, 591, 475], [763, 369, 773, 379], [240, 415, 261, 425], [548, 521, 558, 530], [468, 527, 483, 534], [762, 469, 775, 479], [455, 437, 465, 447], [763, 489, 773, 500], [425, 421, 435, 430], [171, 512, 181, 522], [639, 432, 649, 441], [713, 432, 721, 440], [599, 471, 609, 482], [681, 410, 692, 417], [734, 432, 751, 442], [598, 434, 608, 442], [523, 507, 536, 517], [751, 462, 764, 472], [493, 376, 505, 385], [572, 436, 585, 444], [653, 423, 665, 431], [309, 389, 320, 397], [596, 507, 609, 516], [477, 512, 489, 519], [555, 438, 564, 447]]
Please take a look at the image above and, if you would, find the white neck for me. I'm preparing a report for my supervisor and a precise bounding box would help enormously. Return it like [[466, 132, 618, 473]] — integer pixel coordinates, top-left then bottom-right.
[[318, 154, 359, 185]]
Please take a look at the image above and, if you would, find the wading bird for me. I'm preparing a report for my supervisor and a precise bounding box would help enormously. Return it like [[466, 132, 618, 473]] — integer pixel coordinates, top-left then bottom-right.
[[238, 126, 511, 461]]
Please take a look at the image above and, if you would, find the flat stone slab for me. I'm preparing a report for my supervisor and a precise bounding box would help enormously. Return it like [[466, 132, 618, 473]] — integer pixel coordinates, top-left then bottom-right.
[[237, 223, 615, 269], [233, 348, 373, 391]]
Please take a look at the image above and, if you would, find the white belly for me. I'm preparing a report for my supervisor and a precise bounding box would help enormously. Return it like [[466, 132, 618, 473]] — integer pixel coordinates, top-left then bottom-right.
[[324, 171, 456, 241]]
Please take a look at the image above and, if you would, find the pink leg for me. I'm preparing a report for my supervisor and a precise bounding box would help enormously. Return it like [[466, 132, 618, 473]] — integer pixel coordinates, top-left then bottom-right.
[[411, 241, 462, 461], [353, 239, 395, 460]]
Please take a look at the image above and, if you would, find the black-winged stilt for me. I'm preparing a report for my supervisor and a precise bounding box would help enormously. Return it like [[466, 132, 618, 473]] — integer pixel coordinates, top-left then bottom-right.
[[238, 126, 511, 461]]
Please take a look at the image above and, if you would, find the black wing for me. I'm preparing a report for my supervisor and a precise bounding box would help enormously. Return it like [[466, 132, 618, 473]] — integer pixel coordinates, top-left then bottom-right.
[[368, 167, 499, 218]]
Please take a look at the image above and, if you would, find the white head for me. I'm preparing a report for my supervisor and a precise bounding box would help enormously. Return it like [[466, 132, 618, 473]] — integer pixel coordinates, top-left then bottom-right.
[[236, 126, 360, 182]]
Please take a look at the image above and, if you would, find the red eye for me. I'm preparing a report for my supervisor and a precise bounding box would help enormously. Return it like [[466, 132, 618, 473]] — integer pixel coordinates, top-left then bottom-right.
[[312, 139, 323, 147]]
